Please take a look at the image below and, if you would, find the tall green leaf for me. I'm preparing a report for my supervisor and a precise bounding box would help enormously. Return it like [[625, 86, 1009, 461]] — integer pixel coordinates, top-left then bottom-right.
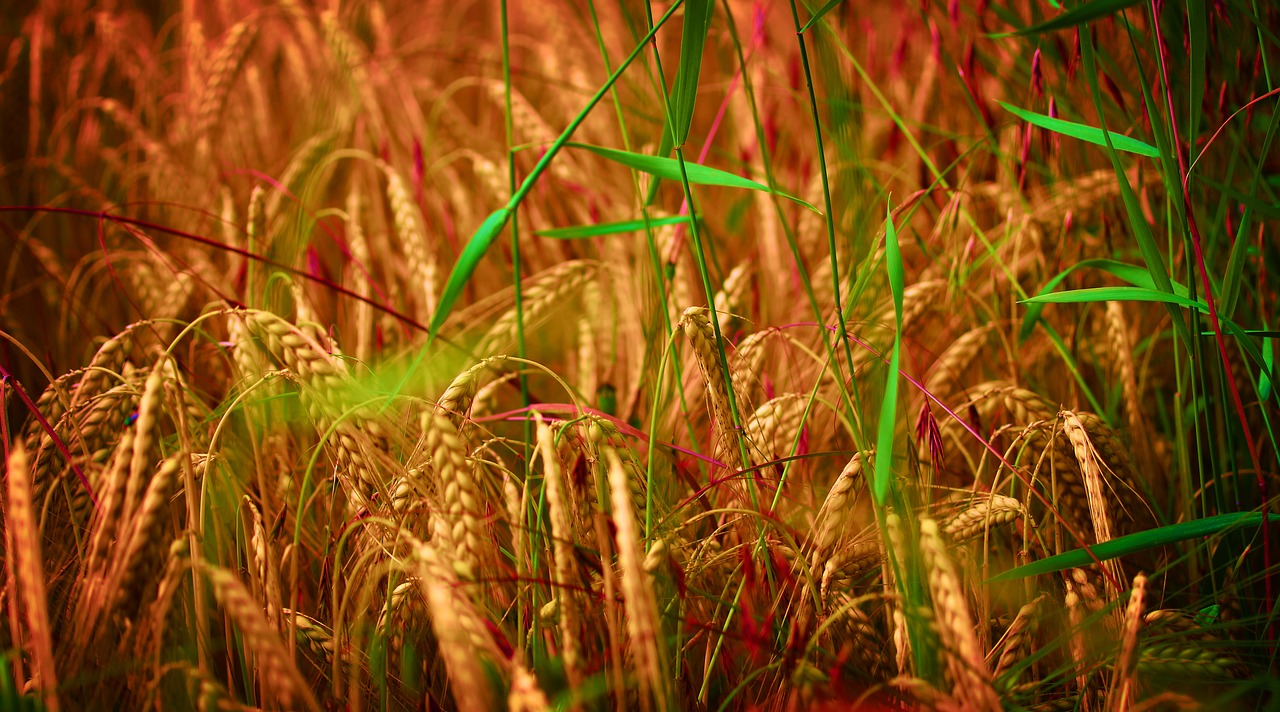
[[429, 208, 511, 339], [535, 216, 691, 240], [1023, 286, 1207, 311], [570, 143, 820, 211], [999, 101, 1160, 157], [800, 0, 848, 33], [670, 0, 714, 148], [990, 0, 1143, 36], [989, 513, 1280, 582], [873, 204, 905, 505], [1019, 259, 1191, 342]]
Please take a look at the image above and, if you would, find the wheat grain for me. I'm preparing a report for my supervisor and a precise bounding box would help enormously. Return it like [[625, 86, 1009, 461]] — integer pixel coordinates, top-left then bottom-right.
[[810, 452, 869, 567], [925, 325, 994, 398], [475, 260, 597, 356], [535, 415, 582, 689], [125, 355, 168, 523], [743, 393, 808, 471], [110, 454, 182, 621], [1106, 572, 1146, 712], [680, 306, 744, 470], [193, 15, 259, 140], [993, 594, 1046, 686], [434, 355, 509, 426], [1061, 411, 1123, 588]]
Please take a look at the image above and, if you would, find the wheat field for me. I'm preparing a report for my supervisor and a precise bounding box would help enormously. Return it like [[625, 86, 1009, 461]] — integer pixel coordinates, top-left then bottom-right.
[[1, 0, 1278, 709]]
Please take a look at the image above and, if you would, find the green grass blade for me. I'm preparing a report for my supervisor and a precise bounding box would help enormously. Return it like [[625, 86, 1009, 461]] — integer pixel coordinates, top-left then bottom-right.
[[534, 215, 691, 239], [420, 1, 684, 344], [569, 142, 820, 211], [1078, 27, 1189, 350], [1262, 338, 1274, 400], [799, 0, 847, 33], [429, 207, 511, 339], [873, 204, 905, 505], [991, 0, 1142, 36], [998, 101, 1160, 157], [1222, 320, 1280, 391], [988, 513, 1280, 582], [1022, 286, 1207, 312], [670, 0, 714, 148], [1024, 262, 1192, 343], [1020, 259, 1191, 342]]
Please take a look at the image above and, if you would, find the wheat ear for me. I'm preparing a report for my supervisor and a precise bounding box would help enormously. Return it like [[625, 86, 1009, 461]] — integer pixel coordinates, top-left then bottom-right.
[[202, 562, 320, 712], [607, 449, 669, 710], [535, 414, 582, 689], [680, 306, 745, 469], [1061, 411, 1123, 589], [6, 444, 60, 712], [423, 410, 488, 582], [919, 518, 1000, 711], [408, 532, 502, 711], [1106, 573, 1147, 712]]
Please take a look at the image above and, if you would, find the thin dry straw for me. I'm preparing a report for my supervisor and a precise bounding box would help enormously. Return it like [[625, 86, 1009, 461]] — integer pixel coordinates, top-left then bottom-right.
[[6, 444, 60, 712]]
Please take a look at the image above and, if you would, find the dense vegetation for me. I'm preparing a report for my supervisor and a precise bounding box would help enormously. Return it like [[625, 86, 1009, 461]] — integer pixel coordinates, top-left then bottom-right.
[[2, 0, 1278, 709]]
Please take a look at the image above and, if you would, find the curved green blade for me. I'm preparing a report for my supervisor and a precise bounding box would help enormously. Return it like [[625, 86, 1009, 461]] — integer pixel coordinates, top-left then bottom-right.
[[988, 512, 1280, 583]]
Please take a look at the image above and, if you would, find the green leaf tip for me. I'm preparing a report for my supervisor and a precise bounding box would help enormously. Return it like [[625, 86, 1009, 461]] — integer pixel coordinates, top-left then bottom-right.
[[569, 143, 821, 213], [999, 101, 1160, 158], [429, 207, 512, 341]]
